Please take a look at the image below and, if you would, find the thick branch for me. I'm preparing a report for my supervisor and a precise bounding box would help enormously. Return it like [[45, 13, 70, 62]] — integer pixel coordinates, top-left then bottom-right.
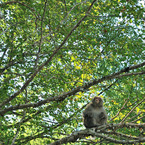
[[0, 65, 145, 115], [50, 123, 145, 145], [15, 123, 145, 144]]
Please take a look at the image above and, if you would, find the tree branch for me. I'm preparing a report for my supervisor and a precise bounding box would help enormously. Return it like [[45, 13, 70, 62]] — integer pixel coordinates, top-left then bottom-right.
[[120, 98, 145, 123], [0, 1, 35, 12], [110, 98, 129, 121], [50, 123, 145, 145], [0, 64, 145, 115]]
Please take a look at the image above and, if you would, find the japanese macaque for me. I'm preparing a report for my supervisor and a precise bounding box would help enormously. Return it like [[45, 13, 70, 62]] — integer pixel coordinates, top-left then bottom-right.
[[83, 97, 107, 128]]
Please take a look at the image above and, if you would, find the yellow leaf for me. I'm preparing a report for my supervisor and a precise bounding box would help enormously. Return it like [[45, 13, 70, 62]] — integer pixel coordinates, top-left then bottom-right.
[[18, 95, 23, 98], [120, 112, 125, 119], [114, 117, 119, 121], [76, 66, 81, 69], [71, 56, 75, 61], [114, 101, 119, 105], [81, 74, 86, 79], [136, 107, 140, 113], [76, 92, 83, 99]]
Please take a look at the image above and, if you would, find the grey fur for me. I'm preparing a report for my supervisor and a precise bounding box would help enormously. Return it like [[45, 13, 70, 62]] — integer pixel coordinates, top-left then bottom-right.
[[83, 97, 107, 128]]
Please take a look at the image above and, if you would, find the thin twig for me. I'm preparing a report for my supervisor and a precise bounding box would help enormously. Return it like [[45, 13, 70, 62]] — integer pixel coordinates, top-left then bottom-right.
[[35, 0, 47, 67], [126, 112, 142, 122], [110, 98, 129, 121], [120, 98, 145, 123], [131, 115, 145, 123], [11, 112, 26, 145]]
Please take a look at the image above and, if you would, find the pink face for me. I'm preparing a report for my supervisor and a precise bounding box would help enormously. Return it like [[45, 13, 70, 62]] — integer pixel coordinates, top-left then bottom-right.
[[93, 97, 102, 104]]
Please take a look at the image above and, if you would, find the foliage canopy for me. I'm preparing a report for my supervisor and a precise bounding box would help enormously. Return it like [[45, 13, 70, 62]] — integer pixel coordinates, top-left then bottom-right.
[[0, 0, 145, 144]]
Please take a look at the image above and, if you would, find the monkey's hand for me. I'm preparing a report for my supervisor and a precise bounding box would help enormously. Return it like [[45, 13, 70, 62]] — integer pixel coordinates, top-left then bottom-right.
[[99, 112, 106, 121]]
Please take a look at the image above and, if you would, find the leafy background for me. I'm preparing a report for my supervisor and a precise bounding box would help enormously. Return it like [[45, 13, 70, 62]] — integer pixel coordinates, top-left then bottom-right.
[[0, 0, 145, 144]]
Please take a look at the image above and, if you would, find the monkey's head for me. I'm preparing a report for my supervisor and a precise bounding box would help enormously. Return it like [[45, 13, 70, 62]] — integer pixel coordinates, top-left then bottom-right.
[[92, 97, 103, 107]]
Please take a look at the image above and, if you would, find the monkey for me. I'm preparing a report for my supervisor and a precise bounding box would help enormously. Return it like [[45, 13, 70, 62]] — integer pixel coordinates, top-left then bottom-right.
[[83, 97, 107, 128]]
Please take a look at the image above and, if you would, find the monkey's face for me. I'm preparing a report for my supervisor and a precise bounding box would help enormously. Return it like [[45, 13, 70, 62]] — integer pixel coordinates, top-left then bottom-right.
[[93, 97, 103, 107]]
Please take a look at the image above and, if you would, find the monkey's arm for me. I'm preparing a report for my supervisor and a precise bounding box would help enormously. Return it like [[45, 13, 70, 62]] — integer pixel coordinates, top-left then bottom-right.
[[83, 111, 93, 117], [99, 112, 107, 124], [83, 111, 98, 128], [99, 112, 106, 120]]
